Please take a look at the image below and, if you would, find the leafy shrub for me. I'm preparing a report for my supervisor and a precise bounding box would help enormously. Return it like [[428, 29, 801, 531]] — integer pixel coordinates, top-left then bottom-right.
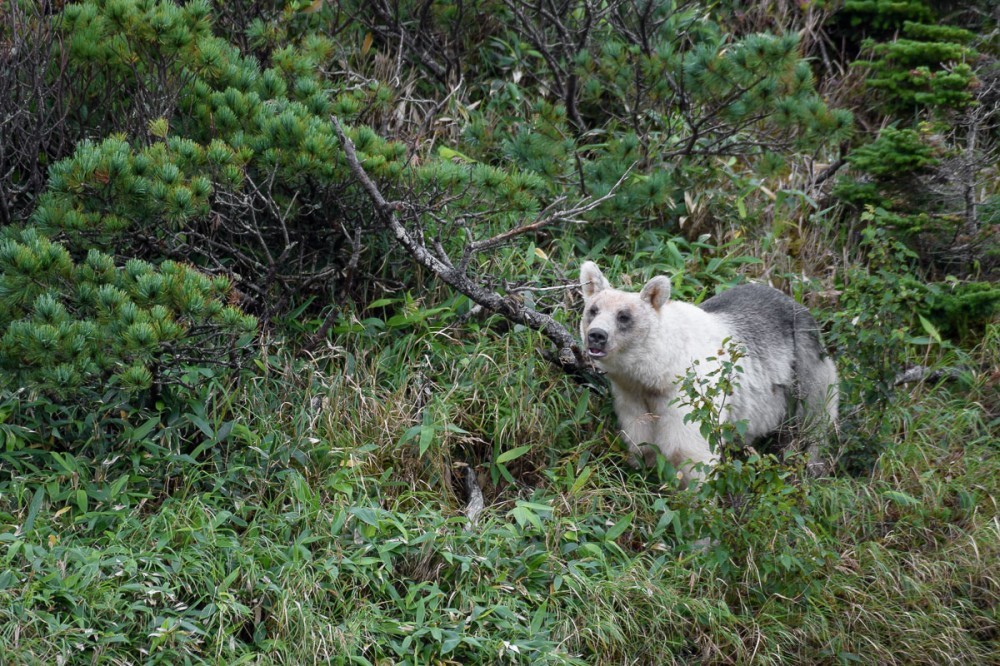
[[825, 222, 961, 472], [662, 338, 838, 604]]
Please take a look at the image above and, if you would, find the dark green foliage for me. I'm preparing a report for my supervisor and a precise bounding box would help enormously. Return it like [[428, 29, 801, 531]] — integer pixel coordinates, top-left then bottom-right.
[[856, 25, 979, 113], [832, 128, 995, 336], [58, 0, 219, 137], [828, 225, 926, 473], [834, 1, 984, 116], [840, 0, 934, 31], [0, 227, 255, 403], [827, 221, 996, 472], [833, 127, 940, 220], [571, 20, 854, 221], [921, 280, 1000, 340], [701, 453, 836, 603], [34, 135, 241, 243], [844, 127, 938, 178], [829, 0, 996, 310]]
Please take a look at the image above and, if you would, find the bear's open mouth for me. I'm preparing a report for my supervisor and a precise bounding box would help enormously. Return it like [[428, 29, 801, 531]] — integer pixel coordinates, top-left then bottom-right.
[[588, 348, 607, 358]]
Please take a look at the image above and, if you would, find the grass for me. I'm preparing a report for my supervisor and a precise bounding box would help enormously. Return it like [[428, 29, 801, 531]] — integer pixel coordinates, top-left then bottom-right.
[[1, 311, 997, 665]]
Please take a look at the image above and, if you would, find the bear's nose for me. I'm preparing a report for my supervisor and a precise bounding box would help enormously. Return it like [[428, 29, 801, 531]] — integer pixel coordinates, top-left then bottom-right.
[[587, 328, 608, 347]]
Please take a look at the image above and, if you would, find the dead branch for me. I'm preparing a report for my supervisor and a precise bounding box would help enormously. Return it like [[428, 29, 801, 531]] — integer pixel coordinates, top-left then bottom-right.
[[332, 116, 589, 371], [893, 365, 969, 386], [459, 463, 485, 527]]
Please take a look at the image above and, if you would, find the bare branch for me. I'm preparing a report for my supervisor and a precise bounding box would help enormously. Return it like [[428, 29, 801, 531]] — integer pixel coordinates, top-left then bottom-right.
[[467, 163, 636, 255], [332, 116, 588, 371]]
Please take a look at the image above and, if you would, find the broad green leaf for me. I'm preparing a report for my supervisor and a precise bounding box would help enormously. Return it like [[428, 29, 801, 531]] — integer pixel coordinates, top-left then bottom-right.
[[509, 505, 541, 530], [573, 391, 589, 422], [530, 599, 548, 634], [496, 445, 531, 464], [21, 487, 45, 535], [188, 413, 214, 439], [605, 512, 633, 542], [399, 424, 423, 445], [366, 298, 398, 309], [418, 424, 435, 457], [918, 314, 942, 344], [570, 465, 593, 495], [437, 146, 475, 163], [882, 490, 920, 506], [351, 506, 380, 527], [129, 416, 160, 442]]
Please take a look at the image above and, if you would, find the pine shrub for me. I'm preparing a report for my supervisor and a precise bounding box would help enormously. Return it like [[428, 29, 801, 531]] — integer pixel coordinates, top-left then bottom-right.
[[0, 227, 255, 434]]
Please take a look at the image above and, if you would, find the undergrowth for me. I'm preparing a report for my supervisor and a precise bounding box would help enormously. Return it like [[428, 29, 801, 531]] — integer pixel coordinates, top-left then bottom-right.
[[2, 310, 996, 664]]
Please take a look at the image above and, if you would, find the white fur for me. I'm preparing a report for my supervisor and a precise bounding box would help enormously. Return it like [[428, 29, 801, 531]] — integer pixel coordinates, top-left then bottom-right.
[[579, 261, 835, 485]]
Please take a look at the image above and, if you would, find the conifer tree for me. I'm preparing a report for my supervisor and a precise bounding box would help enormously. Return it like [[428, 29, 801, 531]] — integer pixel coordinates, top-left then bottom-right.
[[829, 0, 998, 336], [855, 21, 979, 114]]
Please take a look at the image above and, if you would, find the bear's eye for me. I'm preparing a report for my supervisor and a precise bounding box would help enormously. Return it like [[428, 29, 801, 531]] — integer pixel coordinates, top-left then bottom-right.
[[588, 305, 599, 317], [616, 310, 631, 324]]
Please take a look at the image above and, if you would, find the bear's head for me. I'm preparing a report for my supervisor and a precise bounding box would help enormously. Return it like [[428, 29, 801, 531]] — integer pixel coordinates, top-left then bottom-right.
[[579, 261, 672, 368]]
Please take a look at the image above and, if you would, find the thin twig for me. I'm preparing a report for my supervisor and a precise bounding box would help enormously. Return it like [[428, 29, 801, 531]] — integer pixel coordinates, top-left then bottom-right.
[[467, 163, 636, 255]]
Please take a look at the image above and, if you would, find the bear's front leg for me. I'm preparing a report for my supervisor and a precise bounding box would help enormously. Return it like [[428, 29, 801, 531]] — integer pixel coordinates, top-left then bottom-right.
[[652, 399, 719, 487], [610, 386, 658, 468]]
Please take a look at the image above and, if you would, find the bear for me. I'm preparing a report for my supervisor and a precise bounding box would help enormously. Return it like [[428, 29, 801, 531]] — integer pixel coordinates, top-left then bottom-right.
[[579, 261, 838, 485]]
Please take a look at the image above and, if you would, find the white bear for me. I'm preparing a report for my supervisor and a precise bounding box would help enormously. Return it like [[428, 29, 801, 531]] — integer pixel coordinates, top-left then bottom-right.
[[579, 261, 838, 484]]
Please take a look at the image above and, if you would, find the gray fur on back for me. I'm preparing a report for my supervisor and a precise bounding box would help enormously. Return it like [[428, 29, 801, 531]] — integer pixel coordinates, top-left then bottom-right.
[[700, 283, 832, 414], [701, 284, 826, 357]]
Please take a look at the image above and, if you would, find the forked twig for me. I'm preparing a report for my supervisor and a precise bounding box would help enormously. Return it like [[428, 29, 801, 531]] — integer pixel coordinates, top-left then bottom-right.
[[467, 164, 634, 256], [331, 116, 595, 370]]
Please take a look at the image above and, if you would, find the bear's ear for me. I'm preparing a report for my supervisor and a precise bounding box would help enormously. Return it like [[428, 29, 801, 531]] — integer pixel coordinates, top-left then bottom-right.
[[580, 261, 610, 298], [639, 275, 671, 310]]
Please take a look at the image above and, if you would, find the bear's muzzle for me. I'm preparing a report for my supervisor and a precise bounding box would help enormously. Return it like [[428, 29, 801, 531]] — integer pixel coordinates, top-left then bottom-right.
[[587, 328, 608, 358]]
